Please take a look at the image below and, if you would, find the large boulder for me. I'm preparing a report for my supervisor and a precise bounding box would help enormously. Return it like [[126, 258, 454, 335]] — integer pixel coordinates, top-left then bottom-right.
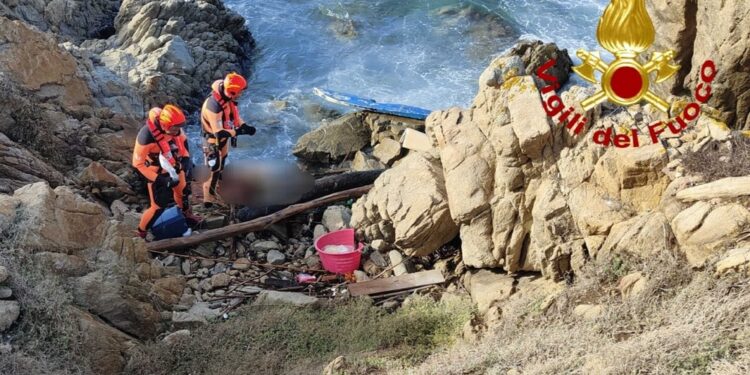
[[13, 182, 108, 252], [599, 212, 675, 259], [73, 269, 161, 339], [72, 307, 136, 374], [0, 17, 91, 106], [672, 202, 750, 267], [506, 39, 573, 86], [293, 112, 371, 164], [351, 151, 458, 257]]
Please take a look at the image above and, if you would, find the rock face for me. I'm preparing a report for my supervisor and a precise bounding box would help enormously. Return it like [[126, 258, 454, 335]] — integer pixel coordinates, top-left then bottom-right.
[[652, 0, 750, 129], [90, 0, 255, 110], [0, 0, 120, 41], [352, 151, 458, 257], [74, 269, 161, 339], [72, 307, 136, 375], [0, 16, 141, 194]]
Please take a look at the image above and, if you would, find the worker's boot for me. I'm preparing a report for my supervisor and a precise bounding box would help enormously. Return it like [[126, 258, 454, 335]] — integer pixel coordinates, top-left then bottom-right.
[[202, 179, 226, 208]]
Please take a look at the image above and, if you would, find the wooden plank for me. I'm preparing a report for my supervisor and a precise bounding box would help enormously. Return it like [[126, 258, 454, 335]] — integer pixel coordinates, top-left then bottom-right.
[[146, 185, 372, 252], [347, 270, 445, 297]]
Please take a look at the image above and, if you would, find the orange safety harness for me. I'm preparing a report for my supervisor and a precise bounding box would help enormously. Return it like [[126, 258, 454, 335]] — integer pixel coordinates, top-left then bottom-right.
[[146, 108, 186, 166]]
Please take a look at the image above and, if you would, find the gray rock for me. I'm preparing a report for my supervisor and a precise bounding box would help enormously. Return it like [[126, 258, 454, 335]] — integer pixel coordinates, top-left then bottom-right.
[[266, 250, 287, 265], [322, 205, 352, 232], [171, 312, 207, 329], [0, 287, 12, 299], [370, 252, 389, 268], [162, 329, 191, 345], [196, 268, 209, 279], [252, 240, 281, 252], [211, 263, 228, 275], [252, 291, 319, 307], [313, 224, 328, 240], [200, 259, 216, 269], [304, 255, 322, 269], [188, 302, 222, 320], [193, 243, 214, 257], [293, 112, 371, 164], [0, 265, 7, 283], [0, 300, 21, 332], [388, 250, 409, 276], [181, 260, 192, 275]]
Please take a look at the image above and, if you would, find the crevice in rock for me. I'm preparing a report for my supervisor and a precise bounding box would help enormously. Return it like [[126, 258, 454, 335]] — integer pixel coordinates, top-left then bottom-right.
[[673, 0, 698, 96]]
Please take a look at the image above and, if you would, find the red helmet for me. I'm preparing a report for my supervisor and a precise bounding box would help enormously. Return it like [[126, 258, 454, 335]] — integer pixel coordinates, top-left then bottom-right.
[[154, 104, 186, 130], [224, 72, 247, 97]]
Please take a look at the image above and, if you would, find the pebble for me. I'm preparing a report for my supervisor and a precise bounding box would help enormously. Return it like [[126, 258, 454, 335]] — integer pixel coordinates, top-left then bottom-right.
[[0, 287, 12, 299], [232, 258, 252, 271], [304, 255, 321, 269], [252, 240, 281, 252], [267, 250, 287, 265], [196, 268, 209, 279], [200, 259, 215, 269], [181, 260, 192, 275], [210, 273, 231, 289], [211, 263, 228, 275]]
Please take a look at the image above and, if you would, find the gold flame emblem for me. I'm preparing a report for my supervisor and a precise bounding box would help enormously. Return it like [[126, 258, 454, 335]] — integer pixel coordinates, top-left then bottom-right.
[[573, 0, 679, 112]]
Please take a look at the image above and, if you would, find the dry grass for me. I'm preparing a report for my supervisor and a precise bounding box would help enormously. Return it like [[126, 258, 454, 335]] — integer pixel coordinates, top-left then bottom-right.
[[125, 294, 473, 375], [681, 136, 750, 182], [0, 215, 94, 375], [0, 248, 94, 375], [411, 251, 750, 374]]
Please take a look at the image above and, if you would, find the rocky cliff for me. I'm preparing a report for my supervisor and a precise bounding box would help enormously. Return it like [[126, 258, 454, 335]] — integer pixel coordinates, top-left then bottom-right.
[[0, 1, 254, 372], [352, 34, 750, 283], [650, 0, 750, 130]]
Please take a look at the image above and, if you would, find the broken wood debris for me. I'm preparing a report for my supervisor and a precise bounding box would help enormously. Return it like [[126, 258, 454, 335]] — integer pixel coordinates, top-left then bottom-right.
[[347, 270, 445, 297], [147, 185, 372, 252]]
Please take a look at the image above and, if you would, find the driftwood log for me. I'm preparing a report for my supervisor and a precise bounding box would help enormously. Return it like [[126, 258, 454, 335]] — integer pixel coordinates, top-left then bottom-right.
[[146, 185, 373, 252], [236, 169, 383, 222]]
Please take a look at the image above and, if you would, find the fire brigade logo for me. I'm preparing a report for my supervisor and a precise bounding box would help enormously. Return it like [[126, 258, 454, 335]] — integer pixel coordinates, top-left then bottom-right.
[[537, 0, 717, 148], [573, 0, 679, 112]]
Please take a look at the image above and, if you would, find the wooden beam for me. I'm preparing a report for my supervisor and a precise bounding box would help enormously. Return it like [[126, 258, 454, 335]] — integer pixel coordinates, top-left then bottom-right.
[[146, 185, 372, 252], [347, 270, 445, 297]]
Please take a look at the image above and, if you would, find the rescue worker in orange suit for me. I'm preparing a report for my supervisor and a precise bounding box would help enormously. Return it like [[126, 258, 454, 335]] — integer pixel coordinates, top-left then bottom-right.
[[132, 105, 202, 239], [200, 72, 256, 207]]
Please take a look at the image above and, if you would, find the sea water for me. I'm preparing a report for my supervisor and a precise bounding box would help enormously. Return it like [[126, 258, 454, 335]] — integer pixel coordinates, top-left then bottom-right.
[[188, 0, 607, 162]]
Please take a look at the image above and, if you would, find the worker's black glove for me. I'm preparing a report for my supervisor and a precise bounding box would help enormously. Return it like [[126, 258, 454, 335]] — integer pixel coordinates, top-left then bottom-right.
[[236, 123, 256, 136], [154, 173, 177, 189], [180, 157, 194, 180]]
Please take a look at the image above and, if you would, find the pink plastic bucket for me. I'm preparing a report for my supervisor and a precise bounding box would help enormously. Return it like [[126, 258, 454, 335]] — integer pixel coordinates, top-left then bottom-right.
[[314, 228, 363, 274]]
